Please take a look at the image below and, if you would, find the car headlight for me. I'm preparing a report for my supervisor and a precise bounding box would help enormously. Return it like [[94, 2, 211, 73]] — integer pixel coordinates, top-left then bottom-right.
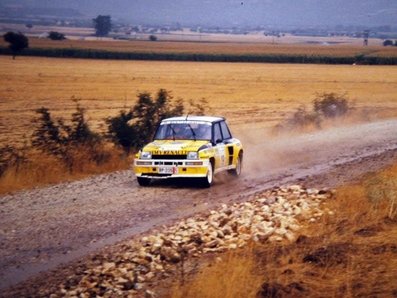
[[187, 151, 198, 160], [140, 151, 152, 159]]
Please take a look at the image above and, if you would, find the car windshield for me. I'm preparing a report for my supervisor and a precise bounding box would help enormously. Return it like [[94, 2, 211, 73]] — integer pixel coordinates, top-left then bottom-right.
[[154, 121, 212, 141]]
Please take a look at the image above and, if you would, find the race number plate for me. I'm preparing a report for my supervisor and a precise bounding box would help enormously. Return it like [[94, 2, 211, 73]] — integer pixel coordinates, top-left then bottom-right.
[[159, 167, 177, 174]]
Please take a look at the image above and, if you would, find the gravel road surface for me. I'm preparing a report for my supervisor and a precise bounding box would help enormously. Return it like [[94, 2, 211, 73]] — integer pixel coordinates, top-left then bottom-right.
[[1, 119, 396, 290]]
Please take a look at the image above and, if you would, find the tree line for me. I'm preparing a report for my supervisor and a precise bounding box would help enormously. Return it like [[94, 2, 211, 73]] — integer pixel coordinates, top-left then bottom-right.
[[2, 45, 396, 65]]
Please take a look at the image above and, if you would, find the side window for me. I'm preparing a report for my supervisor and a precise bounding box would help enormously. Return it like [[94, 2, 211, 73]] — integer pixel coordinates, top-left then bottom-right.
[[220, 121, 232, 140], [213, 123, 222, 143]]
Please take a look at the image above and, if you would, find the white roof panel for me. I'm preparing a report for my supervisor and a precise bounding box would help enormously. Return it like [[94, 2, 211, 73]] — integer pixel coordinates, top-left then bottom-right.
[[162, 116, 224, 123]]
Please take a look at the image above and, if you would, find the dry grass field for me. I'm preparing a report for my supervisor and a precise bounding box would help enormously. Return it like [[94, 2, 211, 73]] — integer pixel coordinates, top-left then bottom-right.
[[1, 37, 397, 58], [169, 163, 397, 298], [1, 56, 397, 146]]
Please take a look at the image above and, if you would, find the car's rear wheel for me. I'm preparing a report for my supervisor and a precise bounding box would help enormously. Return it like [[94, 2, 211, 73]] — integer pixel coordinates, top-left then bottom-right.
[[229, 153, 243, 177], [201, 161, 214, 188], [137, 177, 151, 186]]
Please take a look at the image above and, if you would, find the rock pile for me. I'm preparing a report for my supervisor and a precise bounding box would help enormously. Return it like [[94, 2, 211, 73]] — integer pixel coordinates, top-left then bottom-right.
[[57, 185, 332, 297]]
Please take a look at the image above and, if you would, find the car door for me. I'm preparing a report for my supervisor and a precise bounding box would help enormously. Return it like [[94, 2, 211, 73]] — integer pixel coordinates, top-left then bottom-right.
[[213, 122, 226, 169], [219, 120, 234, 166]]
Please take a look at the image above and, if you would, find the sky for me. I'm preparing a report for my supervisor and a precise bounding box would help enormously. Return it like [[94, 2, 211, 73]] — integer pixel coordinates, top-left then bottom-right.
[[1, 0, 396, 27]]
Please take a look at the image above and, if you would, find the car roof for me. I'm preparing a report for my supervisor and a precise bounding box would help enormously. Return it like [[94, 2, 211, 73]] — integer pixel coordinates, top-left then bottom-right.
[[162, 116, 225, 123]]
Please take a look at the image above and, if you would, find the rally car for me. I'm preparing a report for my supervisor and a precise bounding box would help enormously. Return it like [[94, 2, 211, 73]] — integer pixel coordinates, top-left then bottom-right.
[[134, 116, 243, 187]]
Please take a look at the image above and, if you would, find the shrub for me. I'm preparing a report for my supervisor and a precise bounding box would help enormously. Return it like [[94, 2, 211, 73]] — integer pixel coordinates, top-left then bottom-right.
[[105, 110, 137, 154], [31, 103, 104, 172], [0, 145, 28, 177], [149, 35, 158, 41], [313, 92, 349, 118], [290, 106, 322, 128], [107, 89, 208, 153], [274, 92, 351, 132], [106, 89, 185, 153], [48, 31, 66, 40]]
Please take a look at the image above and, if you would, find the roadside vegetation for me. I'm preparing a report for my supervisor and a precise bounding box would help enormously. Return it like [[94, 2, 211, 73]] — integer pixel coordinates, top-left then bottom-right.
[[274, 92, 353, 132], [0, 89, 207, 194], [169, 163, 397, 297]]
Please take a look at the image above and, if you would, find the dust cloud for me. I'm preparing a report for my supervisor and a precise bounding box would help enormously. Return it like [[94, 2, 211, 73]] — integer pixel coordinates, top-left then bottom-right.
[[235, 118, 397, 180]]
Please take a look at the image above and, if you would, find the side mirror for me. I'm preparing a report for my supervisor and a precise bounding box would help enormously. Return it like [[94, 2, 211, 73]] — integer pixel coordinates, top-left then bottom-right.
[[215, 138, 223, 144]]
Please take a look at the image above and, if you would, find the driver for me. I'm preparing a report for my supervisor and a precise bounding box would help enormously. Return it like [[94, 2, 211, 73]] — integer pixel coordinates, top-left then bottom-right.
[[197, 124, 211, 140]]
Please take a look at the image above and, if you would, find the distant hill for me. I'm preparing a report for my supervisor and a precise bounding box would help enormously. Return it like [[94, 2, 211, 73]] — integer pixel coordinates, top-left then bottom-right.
[[0, 0, 396, 27], [0, 5, 83, 19]]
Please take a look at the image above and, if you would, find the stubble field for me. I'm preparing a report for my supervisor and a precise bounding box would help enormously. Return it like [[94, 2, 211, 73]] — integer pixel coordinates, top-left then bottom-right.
[[1, 55, 397, 146], [2, 37, 397, 57]]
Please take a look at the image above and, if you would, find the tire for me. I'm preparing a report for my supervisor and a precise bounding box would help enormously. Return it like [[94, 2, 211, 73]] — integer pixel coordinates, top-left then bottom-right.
[[229, 153, 243, 177], [200, 161, 214, 188], [137, 177, 151, 186]]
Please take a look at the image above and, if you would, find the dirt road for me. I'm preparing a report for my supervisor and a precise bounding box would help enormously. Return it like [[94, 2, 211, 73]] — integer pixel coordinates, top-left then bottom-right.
[[1, 119, 396, 290]]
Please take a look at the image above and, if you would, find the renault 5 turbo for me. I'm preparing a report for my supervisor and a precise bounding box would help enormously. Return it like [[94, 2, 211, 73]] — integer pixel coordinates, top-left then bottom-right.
[[134, 116, 243, 187]]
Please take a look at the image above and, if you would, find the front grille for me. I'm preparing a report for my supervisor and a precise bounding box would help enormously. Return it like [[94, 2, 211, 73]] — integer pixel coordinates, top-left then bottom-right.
[[152, 155, 187, 160], [154, 161, 183, 166]]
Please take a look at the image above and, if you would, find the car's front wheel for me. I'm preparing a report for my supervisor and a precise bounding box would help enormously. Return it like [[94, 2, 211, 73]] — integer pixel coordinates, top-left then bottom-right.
[[137, 177, 151, 186]]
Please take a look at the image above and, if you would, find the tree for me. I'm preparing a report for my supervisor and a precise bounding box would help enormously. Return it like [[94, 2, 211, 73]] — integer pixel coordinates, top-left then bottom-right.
[[48, 31, 66, 40], [93, 15, 112, 37], [149, 34, 158, 41], [383, 39, 393, 46], [3, 32, 29, 59]]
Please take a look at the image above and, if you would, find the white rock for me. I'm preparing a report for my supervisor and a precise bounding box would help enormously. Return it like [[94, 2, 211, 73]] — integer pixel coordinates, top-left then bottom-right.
[[284, 231, 296, 242], [275, 227, 288, 236], [103, 262, 116, 271], [289, 185, 302, 191], [269, 235, 283, 242]]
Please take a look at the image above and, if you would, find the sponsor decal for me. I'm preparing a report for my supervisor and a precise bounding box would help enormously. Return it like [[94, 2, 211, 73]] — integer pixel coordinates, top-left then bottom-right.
[[152, 150, 187, 155]]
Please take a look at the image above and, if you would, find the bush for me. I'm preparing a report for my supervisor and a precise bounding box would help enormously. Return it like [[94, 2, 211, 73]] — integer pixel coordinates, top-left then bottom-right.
[[313, 92, 349, 118], [0, 145, 28, 177], [31, 103, 104, 172], [48, 31, 66, 40], [274, 92, 351, 132], [107, 89, 208, 153], [149, 35, 158, 41], [106, 89, 184, 153]]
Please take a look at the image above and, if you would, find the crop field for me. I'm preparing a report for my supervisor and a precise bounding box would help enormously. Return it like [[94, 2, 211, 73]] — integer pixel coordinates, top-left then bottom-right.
[[1, 55, 397, 146], [2, 37, 397, 58]]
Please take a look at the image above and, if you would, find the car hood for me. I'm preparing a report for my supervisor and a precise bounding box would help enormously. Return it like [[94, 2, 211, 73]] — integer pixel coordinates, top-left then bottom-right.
[[142, 140, 210, 155]]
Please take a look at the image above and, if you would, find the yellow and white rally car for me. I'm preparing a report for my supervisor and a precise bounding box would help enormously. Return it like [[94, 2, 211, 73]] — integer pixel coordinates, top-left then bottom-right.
[[134, 116, 243, 187]]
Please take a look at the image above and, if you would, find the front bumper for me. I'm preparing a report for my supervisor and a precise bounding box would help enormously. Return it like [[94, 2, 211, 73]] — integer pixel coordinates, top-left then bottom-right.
[[134, 159, 209, 179]]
